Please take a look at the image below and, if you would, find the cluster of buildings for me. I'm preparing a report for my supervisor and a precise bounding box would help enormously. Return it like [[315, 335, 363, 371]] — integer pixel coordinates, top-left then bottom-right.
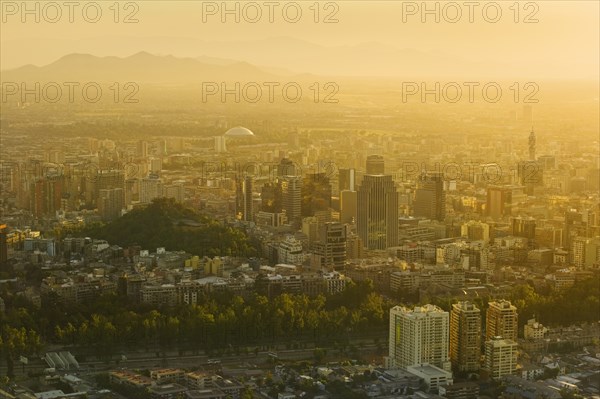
[[386, 301, 518, 388], [385, 301, 600, 396]]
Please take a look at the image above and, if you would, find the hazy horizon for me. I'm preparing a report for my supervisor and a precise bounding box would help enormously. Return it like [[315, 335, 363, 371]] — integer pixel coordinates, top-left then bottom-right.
[[2, 1, 599, 79]]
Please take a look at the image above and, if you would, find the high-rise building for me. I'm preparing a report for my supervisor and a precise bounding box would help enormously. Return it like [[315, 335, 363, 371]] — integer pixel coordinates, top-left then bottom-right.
[[278, 158, 297, 177], [278, 235, 304, 265], [96, 170, 125, 197], [388, 304, 451, 371], [98, 188, 124, 221], [281, 176, 302, 224], [137, 140, 149, 158], [450, 301, 481, 373], [357, 175, 398, 250], [414, 172, 445, 221], [528, 129, 536, 161], [366, 155, 385, 175], [511, 217, 536, 240], [140, 176, 163, 204], [484, 337, 518, 379], [236, 176, 254, 222], [572, 236, 588, 268], [461, 221, 490, 242], [261, 182, 282, 213], [340, 190, 357, 224], [301, 173, 332, 217], [214, 136, 227, 153], [486, 186, 513, 220], [31, 176, 64, 217], [584, 237, 600, 268], [312, 222, 347, 270], [339, 168, 356, 192], [486, 300, 518, 341]]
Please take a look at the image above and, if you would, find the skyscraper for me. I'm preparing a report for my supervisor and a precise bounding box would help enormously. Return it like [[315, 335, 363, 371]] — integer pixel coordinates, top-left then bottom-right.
[[236, 176, 254, 222], [140, 176, 163, 204], [389, 305, 451, 371], [98, 188, 124, 221], [281, 176, 302, 224], [137, 140, 149, 158], [511, 217, 536, 240], [339, 168, 356, 192], [340, 190, 357, 224], [30, 176, 64, 217], [486, 300, 518, 341], [366, 155, 385, 175], [450, 301, 482, 373], [486, 186, 513, 220], [357, 174, 398, 250], [528, 128, 536, 161], [278, 158, 297, 177], [414, 172, 445, 221]]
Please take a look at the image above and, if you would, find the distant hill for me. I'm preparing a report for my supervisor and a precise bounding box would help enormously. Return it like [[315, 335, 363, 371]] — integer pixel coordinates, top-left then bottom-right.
[[1, 52, 279, 83], [81, 198, 256, 257]]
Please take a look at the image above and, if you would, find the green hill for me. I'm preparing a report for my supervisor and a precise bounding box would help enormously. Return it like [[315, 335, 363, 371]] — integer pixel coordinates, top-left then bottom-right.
[[82, 198, 256, 257]]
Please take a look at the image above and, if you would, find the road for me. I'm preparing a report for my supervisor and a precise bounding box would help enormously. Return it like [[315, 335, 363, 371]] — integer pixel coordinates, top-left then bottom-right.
[[0, 343, 382, 378]]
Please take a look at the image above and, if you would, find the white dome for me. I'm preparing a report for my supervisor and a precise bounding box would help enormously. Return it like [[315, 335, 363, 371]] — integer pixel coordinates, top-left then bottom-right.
[[224, 126, 255, 137]]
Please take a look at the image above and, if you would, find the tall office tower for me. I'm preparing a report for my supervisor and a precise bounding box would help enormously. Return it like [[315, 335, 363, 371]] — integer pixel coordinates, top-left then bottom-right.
[[96, 170, 125, 194], [486, 300, 518, 341], [149, 158, 162, 174], [366, 155, 385, 175], [312, 222, 347, 270], [357, 175, 398, 250], [484, 337, 518, 379], [486, 186, 513, 220], [520, 128, 542, 195], [214, 136, 227, 153], [564, 210, 586, 251], [137, 140, 149, 158], [339, 168, 356, 192], [340, 190, 358, 224], [124, 178, 138, 205], [450, 302, 482, 373], [414, 172, 445, 221], [511, 217, 536, 240], [139, 176, 163, 204], [278, 158, 297, 177], [571, 236, 589, 268], [281, 176, 302, 224], [261, 182, 283, 213], [98, 188, 125, 221], [236, 176, 254, 222], [389, 305, 451, 371], [302, 172, 332, 217], [528, 129, 536, 161], [30, 176, 64, 217]]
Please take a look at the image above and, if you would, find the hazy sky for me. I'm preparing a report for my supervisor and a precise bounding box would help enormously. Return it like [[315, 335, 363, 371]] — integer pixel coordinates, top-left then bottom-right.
[[1, 1, 598, 78]]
